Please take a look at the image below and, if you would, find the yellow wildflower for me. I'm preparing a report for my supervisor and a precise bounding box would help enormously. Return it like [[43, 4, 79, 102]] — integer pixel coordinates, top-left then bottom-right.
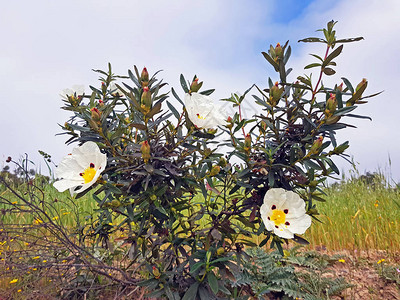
[[338, 259, 345, 263], [9, 278, 18, 284]]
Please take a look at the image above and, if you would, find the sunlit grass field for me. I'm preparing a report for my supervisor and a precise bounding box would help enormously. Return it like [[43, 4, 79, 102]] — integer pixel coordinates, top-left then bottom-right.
[[1, 172, 400, 253], [304, 176, 400, 252]]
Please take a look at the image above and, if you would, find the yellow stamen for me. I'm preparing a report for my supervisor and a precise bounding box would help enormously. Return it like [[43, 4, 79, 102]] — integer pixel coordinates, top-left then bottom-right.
[[270, 209, 286, 226], [196, 113, 206, 120], [80, 165, 96, 183]]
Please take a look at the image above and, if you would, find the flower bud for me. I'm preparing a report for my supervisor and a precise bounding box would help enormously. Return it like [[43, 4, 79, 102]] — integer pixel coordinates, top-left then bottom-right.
[[324, 93, 337, 117], [141, 67, 149, 84], [141, 86, 152, 112], [209, 165, 221, 177], [275, 43, 283, 59], [218, 157, 227, 168], [270, 82, 283, 106], [141, 141, 151, 163], [337, 83, 343, 92], [216, 247, 225, 256], [203, 148, 212, 158], [98, 99, 104, 107], [91, 107, 101, 123], [190, 77, 203, 93], [207, 128, 217, 135], [244, 134, 251, 152], [226, 116, 234, 130], [308, 136, 323, 156], [152, 266, 161, 279], [6, 156, 11, 163], [356, 78, 367, 92]]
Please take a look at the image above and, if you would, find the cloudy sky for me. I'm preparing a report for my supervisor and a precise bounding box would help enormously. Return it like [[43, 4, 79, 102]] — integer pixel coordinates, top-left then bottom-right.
[[1, 0, 399, 182]]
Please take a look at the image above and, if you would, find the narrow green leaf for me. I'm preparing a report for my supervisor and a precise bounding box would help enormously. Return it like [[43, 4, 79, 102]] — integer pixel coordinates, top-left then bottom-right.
[[182, 282, 199, 300], [335, 37, 364, 44], [322, 45, 343, 68], [207, 272, 219, 295], [171, 87, 184, 106], [261, 51, 279, 71], [341, 77, 354, 94], [199, 89, 215, 96], [180, 74, 189, 93], [323, 67, 336, 75], [166, 101, 180, 120], [298, 37, 326, 43], [304, 63, 321, 69]]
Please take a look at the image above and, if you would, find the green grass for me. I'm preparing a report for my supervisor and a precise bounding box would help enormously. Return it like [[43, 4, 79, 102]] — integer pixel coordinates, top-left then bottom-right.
[[2, 172, 400, 253], [304, 176, 400, 252]]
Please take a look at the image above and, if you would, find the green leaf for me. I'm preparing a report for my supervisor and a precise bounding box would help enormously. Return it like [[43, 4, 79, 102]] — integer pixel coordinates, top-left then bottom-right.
[[180, 74, 189, 93], [304, 63, 321, 70], [261, 51, 279, 71], [322, 45, 343, 68], [283, 45, 291, 65], [333, 105, 356, 117], [200, 89, 215, 96], [298, 37, 326, 43], [190, 261, 205, 274], [199, 286, 213, 300], [207, 272, 219, 295], [335, 37, 364, 44], [166, 101, 180, 120], [345, 114, 372, 121], [259, 235, 270, 247], [341, 77, 354, 94], [171, 87, 184, 106], [182, 282, 199, 300], [293, 234, 310, 245], [323, 67, 336, 75]]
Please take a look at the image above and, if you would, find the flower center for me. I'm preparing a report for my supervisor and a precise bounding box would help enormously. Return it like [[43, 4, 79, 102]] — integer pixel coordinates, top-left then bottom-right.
[[270, 209, 286, 226], [196, 113, 206, 120], [80, 163, 96, 184]]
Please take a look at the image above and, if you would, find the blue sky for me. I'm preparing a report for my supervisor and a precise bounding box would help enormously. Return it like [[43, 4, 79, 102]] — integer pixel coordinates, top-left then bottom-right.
[[1, 0, 400, 182]]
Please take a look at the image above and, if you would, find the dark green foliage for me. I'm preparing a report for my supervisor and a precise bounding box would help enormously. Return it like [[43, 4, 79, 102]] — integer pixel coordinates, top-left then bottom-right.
[[50, 21, 377, 297]]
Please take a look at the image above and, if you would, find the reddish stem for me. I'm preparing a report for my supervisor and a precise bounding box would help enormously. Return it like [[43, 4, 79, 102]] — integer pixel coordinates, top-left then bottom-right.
[[310, 45, 331, 106], [238, 103, 246, 137]]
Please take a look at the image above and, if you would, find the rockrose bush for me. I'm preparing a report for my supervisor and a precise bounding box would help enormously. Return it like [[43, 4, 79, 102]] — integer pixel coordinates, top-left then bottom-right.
[[50, 21, 377, 298]]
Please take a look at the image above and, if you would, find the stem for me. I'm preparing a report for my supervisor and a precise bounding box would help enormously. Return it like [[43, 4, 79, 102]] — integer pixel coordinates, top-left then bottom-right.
[[238, 103, 246, 137], [310, 45, 331, 108]]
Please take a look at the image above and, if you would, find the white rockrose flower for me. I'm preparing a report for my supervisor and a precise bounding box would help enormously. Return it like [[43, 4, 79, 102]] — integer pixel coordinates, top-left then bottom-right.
[[53, 141, 107, 195], [260, 188, 311, 239], [60, 85, 85, 101], [184, 92, 227, 129]]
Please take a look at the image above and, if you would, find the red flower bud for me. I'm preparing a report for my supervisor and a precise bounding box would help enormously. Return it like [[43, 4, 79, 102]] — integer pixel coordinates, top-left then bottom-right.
[[275, 43, 283, 59], [190, 77, 203, 93], [91, 107, 101, 122], [141, 140, 151, 163], [141, 67, 149, 83], [244, 134, 251, 152], [141, 86, 152, 111]]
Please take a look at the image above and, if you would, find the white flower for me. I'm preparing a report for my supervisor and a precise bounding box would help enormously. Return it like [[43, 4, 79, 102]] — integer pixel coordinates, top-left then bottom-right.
[[60, 85, 85, 101], [184, 92, 227, 129], [53, 141, 107, 195], [260, 188, 311, 239]]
